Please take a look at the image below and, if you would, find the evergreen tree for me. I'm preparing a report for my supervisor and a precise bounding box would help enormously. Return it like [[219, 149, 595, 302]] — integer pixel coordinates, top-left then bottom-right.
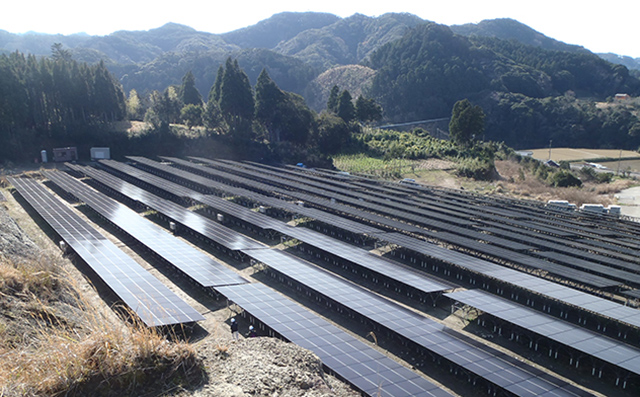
[[179, 70, 202, 106], [219, 58, 254, 121], [327, 85, 340, 113], [316, 113, 350, 154], [355, 95, 383, 124], [209, 65, 224, 102], [255, 69, 285, 141], [255, 68, 315, 144], [449, 99, 485, 146], [337, 90, 355, 123], [126, 89, 144, 120], [204, 99, 224, 131], [180, 104, 203, 129]]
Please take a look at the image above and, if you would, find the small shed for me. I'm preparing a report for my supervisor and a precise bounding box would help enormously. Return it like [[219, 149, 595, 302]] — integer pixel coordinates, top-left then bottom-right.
[[615, 93, 631, 101], [90, 147, 111, 161], [544, 159, 560, 168], [52, 147, 78, 162]]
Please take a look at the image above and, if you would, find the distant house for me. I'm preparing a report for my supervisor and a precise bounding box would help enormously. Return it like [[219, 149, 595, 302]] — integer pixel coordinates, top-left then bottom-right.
[[615, 93, 631, 101], [544, 159, 560, 168]]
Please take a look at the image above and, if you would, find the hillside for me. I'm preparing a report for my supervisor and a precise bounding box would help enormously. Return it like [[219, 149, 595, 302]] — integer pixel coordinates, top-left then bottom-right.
[[2, 12, 640, 152], [450, 18, 588, 53]]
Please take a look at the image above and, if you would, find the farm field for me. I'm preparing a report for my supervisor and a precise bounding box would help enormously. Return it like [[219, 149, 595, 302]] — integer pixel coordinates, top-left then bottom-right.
[[526, 148, 640, 163], [598, 159, 640, 173]]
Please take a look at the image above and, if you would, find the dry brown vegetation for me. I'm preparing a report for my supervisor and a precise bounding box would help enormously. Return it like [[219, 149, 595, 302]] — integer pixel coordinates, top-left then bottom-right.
[[492, 160, 636, 206]]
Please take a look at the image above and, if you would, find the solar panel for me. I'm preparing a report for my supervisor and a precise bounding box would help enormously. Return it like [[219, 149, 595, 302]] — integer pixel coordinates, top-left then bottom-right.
[[43, 170, 247, 289], [71, 162, 453, 297], [216, 283, 453, 397], [241, 248, 591, 397], [90, 159, 640, 334], [375, 232, 640, 330], [8, 176, 204, 327], [446, 289, 640, 377], [64, 164, 264, 251], [382, 232, 620, 289]]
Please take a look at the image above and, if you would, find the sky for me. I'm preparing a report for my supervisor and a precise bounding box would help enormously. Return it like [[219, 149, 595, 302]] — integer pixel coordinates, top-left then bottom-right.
[[2, 0, 638, 58]]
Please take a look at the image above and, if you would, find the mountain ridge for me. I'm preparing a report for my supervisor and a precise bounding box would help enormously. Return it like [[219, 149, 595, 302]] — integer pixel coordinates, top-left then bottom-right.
[[2, 12, 639, 151]]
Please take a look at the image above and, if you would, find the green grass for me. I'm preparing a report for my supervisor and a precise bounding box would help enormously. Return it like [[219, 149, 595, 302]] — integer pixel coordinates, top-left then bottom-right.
[[332, 154, 418, 179]]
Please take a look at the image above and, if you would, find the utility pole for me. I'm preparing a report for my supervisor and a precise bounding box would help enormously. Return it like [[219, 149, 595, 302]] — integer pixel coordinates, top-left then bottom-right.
[[617, 149, 622, 175], [548, 139, 552, 160]]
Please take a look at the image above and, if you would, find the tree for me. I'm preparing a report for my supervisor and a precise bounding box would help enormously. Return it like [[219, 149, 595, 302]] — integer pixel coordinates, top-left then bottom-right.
[[355, 95, 383, 124], [255, 68, 315, 144], [180, 104, 203, 129], [204, 99, 224, 131], [179, 70, 202, 106], [449, 99, 485, 146], [327, 85, 340, 113], [209, 65, 224, 102], [255, 69, 285, 141], [51, 43, 72, 62], [336, 90, 355, 123], [219, 58, 254, 121], [126, 89, 144, 120], [315, 113, 350, 154]]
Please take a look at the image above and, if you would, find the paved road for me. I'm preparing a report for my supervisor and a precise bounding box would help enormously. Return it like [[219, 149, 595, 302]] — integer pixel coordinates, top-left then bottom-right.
[[615, 185, 640, 219]]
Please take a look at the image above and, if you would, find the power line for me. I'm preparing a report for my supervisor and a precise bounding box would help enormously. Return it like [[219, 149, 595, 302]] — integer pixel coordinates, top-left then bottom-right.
[[376, 117, 450, 129]]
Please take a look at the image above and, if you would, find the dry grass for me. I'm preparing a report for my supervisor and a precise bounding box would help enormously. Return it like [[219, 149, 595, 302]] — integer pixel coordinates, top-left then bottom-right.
[[0, 255, 203, 397], [491, 160, 634, 206], [526, 148, 640, 162]]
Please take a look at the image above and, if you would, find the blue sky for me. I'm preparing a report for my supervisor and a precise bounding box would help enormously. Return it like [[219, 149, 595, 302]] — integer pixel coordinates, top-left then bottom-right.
[[2, 0, 638, 57]]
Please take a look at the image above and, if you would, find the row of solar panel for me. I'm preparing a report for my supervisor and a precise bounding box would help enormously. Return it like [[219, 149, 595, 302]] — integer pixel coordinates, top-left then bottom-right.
[[115, 157, 640, 332], [8, 176, 204, 327], [167, 157, 640, 289]]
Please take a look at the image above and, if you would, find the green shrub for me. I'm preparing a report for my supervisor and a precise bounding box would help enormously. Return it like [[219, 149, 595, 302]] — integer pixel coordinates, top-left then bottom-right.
[[551, 170, 582, 187], [454, 157, 496, 180]]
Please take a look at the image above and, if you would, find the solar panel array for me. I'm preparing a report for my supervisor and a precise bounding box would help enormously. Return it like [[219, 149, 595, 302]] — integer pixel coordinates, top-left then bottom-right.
[[123, 157, 640, 331], [446, 289, 640, 377], [8, 176, 204, 327], [216, 283, 454, 397], [241, 248, 592, 397], [33, 156, 640, 394], [65, 164, 264, 251], [43, 170, 247, 289], [167, 157, 640, 289], [68, 162, 453, 298]]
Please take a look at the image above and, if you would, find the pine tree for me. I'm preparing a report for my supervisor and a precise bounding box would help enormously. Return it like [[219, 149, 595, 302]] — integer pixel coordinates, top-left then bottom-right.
[[179, 70, 202, 106]]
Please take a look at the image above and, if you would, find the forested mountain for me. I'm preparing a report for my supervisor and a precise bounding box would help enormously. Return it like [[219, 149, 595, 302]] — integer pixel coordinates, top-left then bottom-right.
[[367, 22, 640, 149], [221, 12, 340, 49], [450, 18, 588, 54], [598, 53, 640, 76], [2, 12, 640, 155]]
